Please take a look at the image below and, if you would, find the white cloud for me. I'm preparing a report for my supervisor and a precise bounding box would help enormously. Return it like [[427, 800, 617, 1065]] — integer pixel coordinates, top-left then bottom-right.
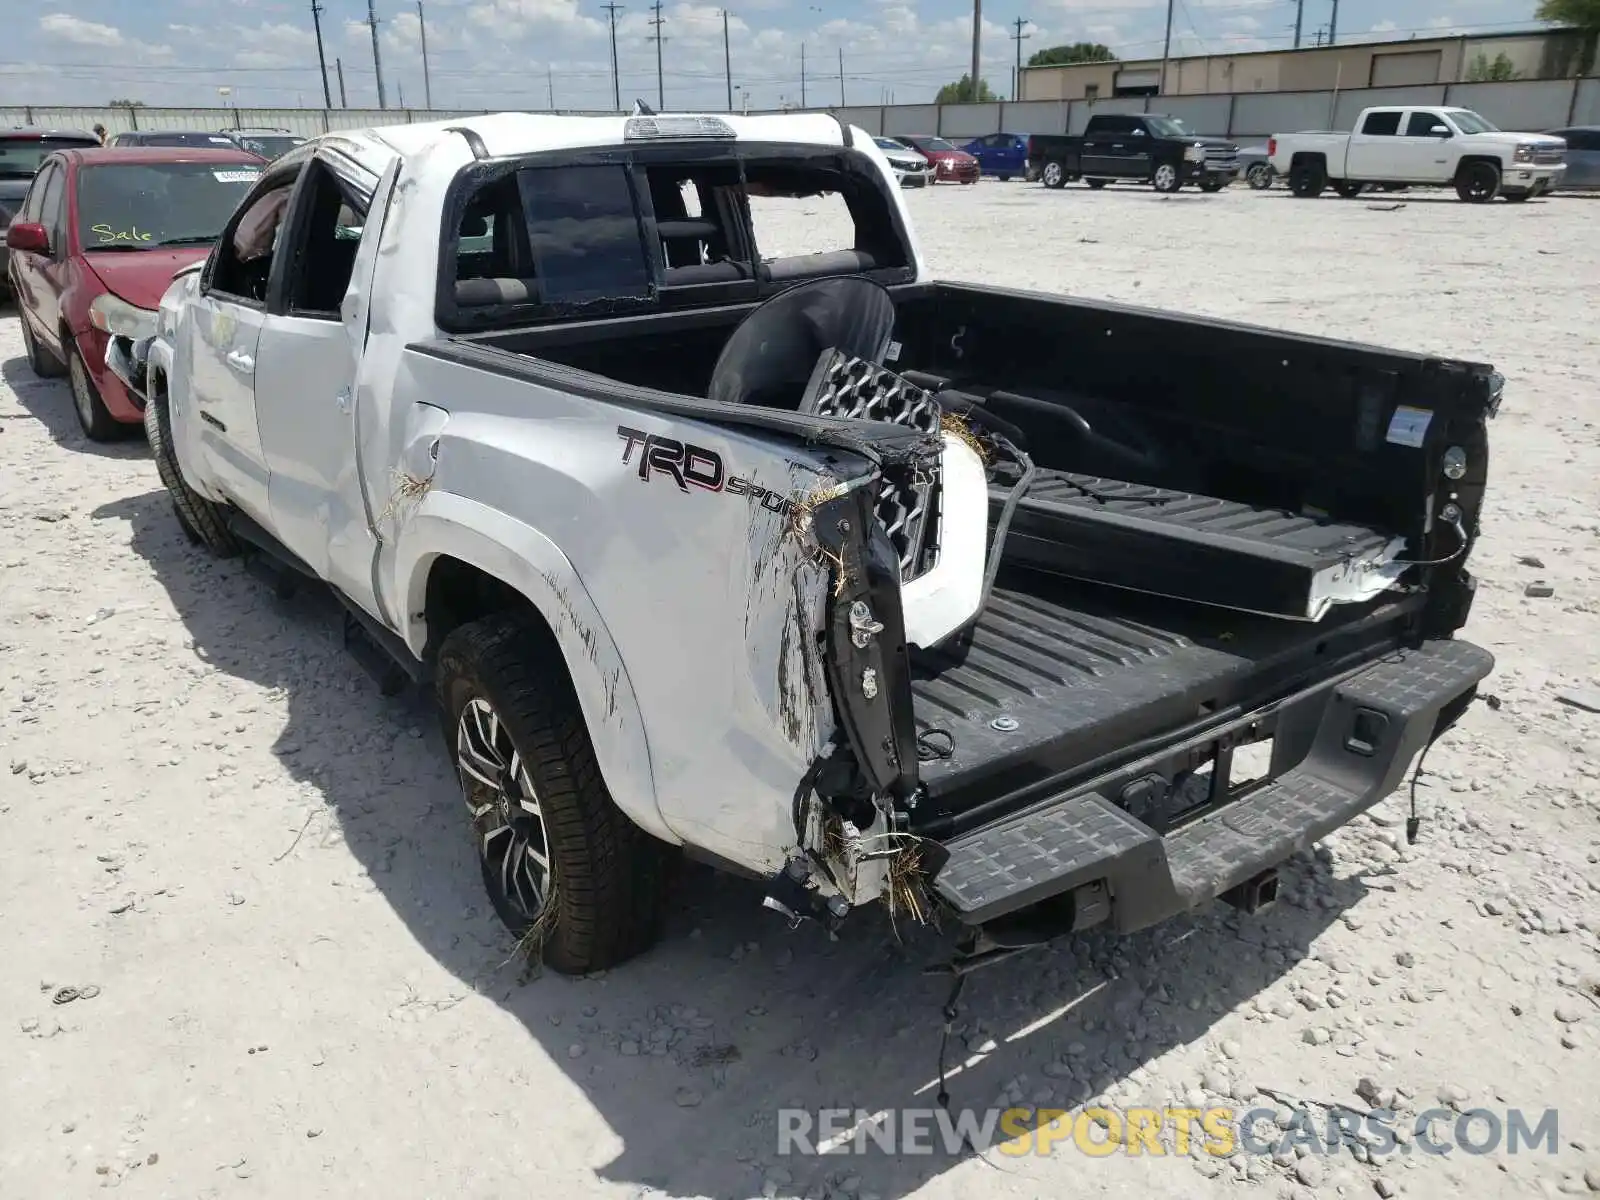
[[38, 13, 173, 59], [1370, 19, 1398, 32]]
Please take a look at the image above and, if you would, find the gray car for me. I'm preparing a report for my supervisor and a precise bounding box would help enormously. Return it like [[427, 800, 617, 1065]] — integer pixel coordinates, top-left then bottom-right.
[[1, 127, 101, 299], [1545, 126, 1600, 190]]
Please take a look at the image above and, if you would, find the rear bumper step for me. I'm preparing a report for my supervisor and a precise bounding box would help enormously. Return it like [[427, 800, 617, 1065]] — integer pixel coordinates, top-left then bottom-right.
[[930, 637, 1493, 930]]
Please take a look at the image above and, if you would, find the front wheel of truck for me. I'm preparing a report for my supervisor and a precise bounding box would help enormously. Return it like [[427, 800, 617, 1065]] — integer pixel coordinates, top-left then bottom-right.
[[145, 390, 240, 556], [1152, 164, 1182, 192], [1455, 160, 1501, 203], [436, 613, 671, 974]]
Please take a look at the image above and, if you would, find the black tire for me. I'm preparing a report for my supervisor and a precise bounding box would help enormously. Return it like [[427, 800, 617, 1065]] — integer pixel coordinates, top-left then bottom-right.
[[1152, 163, 1182, 193], [1041, 161, 1067, 189], [1289, 160, 1327, 198], [1199, 179, 1225, 193], [997, 174, 1011, 182], [1503, 190, 1532, 203], [1245, 163, 1274, 190], [145, 388, 240, 556], [68, 344, 126, 442], [1085, 177, 1109, 189], [21, 313, 66, 378], [1333, 180, 1365, 198], [1455, 160, 1501, 203], [436, 613, 672, 975]]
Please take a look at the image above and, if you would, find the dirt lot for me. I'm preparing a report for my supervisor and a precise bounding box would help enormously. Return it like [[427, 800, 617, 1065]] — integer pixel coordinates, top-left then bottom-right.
[[2, 181, 1598, 1200]]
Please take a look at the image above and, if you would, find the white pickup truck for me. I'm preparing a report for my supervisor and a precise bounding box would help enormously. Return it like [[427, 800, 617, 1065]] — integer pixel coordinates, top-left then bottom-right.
[[1270, 105, 1567, 202], [108, 112, 1498, 976]]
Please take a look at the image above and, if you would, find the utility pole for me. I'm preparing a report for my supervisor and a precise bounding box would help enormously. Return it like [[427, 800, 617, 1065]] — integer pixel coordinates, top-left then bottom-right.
[[1292, 0, 1304, 48], [418, 1, 433, 109], [800, 43, 807, 107], [647, 1, 666, 110], [547, 66, 555, 109], [838, 46, 845, 106], [969, 0, 982, 102], [310, 1, 332, 108], [367, 0, 387, 109], [722, 9, 733, 111], [600, 2, 623, 111], [399, 80, 406, 108], [1009, 16, 1030, 101], [336, 57, 348, 107], [1327, 0, 1339, 45], [1159, 0, 1175, 94]]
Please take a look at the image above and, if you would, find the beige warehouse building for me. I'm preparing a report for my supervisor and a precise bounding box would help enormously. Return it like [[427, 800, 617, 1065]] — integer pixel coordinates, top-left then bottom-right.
[[1018, 29, 1593, 102]]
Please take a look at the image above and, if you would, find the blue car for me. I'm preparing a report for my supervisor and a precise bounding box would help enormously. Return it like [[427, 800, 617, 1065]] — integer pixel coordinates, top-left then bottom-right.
[[963, 132, 1029, 181]]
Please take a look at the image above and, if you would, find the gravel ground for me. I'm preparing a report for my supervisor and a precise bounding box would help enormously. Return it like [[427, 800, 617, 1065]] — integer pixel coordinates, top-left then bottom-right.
[[2, 181, 1598, 1200]]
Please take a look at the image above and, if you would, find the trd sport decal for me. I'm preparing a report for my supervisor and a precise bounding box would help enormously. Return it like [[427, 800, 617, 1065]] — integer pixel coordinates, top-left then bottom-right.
[[617, 425, 796, 516]]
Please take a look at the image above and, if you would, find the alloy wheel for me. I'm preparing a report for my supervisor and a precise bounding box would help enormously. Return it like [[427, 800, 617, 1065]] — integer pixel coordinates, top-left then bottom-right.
[[1154, 164, 1177, 191], [455, 696, 552, 930], [1042, 161, 1063, 187]]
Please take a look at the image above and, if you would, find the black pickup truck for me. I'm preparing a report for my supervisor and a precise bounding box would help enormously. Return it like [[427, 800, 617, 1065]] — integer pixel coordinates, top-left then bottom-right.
[[1028, 113, 1242, 193]]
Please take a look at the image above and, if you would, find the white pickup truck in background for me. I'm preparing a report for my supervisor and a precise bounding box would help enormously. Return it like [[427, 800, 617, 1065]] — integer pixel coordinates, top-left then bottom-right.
[[1270, 105, 1567, 202]]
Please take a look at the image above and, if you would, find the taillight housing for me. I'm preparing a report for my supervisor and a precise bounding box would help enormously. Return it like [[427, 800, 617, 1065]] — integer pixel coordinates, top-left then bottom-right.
[[1267, 136, 1277, 157]]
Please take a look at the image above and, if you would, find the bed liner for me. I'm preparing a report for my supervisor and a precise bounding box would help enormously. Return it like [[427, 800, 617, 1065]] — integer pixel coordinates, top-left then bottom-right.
[[908, 568, 1426, 833], [991, 469, 1403, 623]]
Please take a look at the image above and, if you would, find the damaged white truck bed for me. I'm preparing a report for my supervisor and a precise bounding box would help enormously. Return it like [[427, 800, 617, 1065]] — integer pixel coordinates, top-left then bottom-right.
[[116, 110, 1499, 974]]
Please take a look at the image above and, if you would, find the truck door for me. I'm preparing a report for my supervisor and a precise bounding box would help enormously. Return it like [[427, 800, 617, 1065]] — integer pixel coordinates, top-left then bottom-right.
[[1346, 109, 1402, 180], [1399, 109, 1457, 183], [253, 150, 382, 596], [186, 166, 303, 524], [1081, 116, 1126, 177]]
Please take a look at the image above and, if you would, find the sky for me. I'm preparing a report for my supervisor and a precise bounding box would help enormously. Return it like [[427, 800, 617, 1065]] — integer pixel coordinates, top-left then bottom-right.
[[0, 0, 1552, 114]]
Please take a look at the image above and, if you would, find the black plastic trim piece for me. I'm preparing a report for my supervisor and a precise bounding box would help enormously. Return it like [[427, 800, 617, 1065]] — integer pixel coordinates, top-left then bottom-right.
[[445, 126, 490, 160], [408, 337, 939, 469]]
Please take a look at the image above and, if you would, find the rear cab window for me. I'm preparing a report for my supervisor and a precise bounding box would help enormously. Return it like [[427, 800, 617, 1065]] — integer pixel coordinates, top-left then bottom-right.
[[0, 135, 99, 182], [437, 142, 915, 331], [1361, 111, 1403, 136]]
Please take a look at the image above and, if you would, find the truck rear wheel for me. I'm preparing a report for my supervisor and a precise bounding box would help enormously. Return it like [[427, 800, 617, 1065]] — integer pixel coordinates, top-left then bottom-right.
[[1455, 160, 1501, 203], [145, 390, 240, 556], [1041, 161, 1066, 189], [1289, 160, 1326, 198], [436, 613, 671, 974]]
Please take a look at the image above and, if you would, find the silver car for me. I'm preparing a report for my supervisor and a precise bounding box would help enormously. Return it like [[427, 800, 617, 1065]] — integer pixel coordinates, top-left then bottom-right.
[[1545, 126, 1599, 190], [872, 136, 934, 188]]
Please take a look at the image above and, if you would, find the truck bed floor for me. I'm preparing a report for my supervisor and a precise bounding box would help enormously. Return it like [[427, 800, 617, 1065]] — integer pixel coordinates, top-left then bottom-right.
[[908, 570, 1421, 828]]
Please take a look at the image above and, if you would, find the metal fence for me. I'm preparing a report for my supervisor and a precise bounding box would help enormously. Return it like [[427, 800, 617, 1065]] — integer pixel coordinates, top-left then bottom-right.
[[5, 75, 1597, 144]]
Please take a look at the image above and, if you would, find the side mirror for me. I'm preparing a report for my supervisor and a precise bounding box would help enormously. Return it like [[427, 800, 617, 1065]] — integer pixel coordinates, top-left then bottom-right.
[[5, 221, 50, 256], [1430, 126, 1452, 138]]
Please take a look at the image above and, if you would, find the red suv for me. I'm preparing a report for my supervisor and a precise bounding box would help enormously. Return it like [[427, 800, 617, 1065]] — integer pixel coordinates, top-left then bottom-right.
[[898, 135, 981, 184], [5, 146, 265, 440]]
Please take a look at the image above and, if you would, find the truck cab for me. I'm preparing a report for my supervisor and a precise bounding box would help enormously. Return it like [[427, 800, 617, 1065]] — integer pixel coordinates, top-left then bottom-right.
[[121, 112, 1497, 976], [1270, 107, 1567, 202]]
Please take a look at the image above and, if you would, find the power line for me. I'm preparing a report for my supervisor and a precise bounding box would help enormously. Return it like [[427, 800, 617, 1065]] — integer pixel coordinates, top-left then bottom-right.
[[723, 9, 733, 111], [418, 1, 434, 110], [309, 1, 332, 109], [647, 0, 667, 109], [1009, 16, 1030, 101], [366, 0, 386, 109], [601, 2, 624, 111]]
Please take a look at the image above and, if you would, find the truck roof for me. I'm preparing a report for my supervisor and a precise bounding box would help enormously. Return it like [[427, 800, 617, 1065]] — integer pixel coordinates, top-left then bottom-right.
[[330, 110, 857, 179]]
